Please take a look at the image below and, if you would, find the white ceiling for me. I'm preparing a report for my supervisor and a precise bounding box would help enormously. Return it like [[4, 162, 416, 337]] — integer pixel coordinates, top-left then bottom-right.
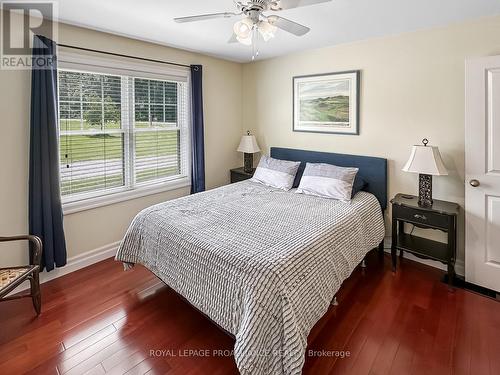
[[55, 0, 500, 62]]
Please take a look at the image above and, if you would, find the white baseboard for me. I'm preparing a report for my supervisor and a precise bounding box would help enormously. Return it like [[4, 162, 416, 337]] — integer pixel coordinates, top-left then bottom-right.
[[383, 236, 464, 276], [11, 241, 120, 294]]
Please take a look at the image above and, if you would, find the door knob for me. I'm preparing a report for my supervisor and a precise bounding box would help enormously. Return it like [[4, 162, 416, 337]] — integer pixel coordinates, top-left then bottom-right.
[[469, 179, 480, 187]]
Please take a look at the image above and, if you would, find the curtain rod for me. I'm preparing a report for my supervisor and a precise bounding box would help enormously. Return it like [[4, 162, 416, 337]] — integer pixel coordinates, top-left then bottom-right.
[[57, 43, 191, 69]]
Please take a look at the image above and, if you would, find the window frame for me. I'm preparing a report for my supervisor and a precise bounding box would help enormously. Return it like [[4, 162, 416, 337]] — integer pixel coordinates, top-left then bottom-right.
[[58, 51, 191, 215]]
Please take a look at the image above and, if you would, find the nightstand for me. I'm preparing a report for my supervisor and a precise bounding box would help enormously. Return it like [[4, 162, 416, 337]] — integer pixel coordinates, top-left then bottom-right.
[[390, 193, 459, 287], [230, 167, 255, 183]]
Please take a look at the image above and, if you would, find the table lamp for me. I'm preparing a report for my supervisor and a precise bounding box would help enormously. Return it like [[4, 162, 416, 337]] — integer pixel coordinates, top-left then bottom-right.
[[402, 138, 448, 207], [237, 131, 260, 173]]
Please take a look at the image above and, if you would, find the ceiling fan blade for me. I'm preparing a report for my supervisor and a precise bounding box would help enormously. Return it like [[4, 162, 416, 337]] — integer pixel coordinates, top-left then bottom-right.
[[271, 0, 332, 10], [267, 15, 310, 36], [228, 33, 238, 43], [174, 12, 238, 23]]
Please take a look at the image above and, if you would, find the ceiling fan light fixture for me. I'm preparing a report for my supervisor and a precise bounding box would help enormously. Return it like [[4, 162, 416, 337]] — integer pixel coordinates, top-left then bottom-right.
[[258, 20, 277, 42], [233, 18, 253, 38], [174, 0, 323, 58], [236, 34, 253, 46]]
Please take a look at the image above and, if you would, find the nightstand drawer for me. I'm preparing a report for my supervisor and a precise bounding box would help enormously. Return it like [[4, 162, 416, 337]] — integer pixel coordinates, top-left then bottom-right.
[[392, 204, 450, 230], [230, 167, 255, 183], [231, 172, 249, 183]]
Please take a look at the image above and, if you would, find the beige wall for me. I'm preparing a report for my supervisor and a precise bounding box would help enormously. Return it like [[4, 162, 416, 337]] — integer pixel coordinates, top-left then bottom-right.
[[0, 18, 243, 265], [2, 13, 499, 272], [242, 16, 500, 268]]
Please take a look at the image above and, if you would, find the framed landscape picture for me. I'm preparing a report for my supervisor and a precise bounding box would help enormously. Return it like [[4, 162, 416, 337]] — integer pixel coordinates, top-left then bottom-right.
[[293, 70, 360, 135]]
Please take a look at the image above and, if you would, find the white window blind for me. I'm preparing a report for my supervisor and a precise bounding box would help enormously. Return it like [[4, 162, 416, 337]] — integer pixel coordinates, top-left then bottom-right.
[[58, 60, 190, 208], [133, 78, 185, 184]]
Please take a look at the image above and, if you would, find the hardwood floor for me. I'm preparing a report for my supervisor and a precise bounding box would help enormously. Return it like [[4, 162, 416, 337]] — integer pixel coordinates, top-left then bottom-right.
[[1, 252, 499, 375]]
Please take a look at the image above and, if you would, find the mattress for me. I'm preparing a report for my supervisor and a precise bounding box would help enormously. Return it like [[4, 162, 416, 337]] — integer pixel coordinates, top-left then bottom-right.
[[116, 180, 385, 374]]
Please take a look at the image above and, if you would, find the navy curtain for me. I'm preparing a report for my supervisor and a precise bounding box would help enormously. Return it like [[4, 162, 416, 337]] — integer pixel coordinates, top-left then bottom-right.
[[29, 35, 67, 271], [190, 65, 206, 194]]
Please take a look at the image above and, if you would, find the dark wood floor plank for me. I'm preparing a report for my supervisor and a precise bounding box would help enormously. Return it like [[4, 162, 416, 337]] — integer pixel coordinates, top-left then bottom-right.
[[84, 363, 106, 375], [0, 264, 157, 349], [0, 253, 499, 375], [388, 304, 426, 375], [337, 264, 406, 375], [469, 296, 492, 375], [63, 320, 118, 351], [103, 349, 147, 374], [368, 264, 425, 375], [124, 358, 158, 375], [59, 297, 171, 374]]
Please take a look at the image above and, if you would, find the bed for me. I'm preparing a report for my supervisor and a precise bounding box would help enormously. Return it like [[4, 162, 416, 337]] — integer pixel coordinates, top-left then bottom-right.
[[116, 147, 387, 375]]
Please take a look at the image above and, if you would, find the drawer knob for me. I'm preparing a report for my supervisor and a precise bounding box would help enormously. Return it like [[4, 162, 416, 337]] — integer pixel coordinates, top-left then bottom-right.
[[414, 214, 427, 220]]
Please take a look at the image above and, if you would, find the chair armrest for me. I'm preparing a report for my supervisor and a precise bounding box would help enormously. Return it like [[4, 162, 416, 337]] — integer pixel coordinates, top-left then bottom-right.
[[0, 235, 43, 266]]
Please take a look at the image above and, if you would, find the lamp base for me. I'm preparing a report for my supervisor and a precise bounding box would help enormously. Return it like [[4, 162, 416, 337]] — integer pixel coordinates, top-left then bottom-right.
[[418, 174, 433, 207], [243, 153, 253, 174]]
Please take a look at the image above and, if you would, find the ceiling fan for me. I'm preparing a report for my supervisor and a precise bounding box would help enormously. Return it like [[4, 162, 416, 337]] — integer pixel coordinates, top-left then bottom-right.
[[174, 0, 332, 59]]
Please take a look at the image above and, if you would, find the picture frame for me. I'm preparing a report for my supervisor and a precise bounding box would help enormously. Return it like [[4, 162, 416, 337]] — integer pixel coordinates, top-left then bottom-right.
[[293, 70, 360, 135]]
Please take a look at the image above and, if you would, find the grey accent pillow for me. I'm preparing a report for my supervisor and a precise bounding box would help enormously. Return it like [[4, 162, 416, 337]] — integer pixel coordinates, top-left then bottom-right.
[[251, 155, 300, 191], [296, 162, 359, 201]]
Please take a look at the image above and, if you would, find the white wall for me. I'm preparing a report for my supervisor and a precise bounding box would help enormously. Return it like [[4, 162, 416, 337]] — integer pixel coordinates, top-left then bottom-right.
[[0, 16, 243, 266], [242, 15, 500, 270]]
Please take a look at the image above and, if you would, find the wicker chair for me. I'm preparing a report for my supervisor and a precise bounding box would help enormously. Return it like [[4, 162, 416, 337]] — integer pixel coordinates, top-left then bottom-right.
[[0, 235, 42, 315]]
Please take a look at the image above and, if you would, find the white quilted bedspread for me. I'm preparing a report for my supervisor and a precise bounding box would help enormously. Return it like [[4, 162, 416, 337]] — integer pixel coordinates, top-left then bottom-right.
[[116, 180, 385, 374]]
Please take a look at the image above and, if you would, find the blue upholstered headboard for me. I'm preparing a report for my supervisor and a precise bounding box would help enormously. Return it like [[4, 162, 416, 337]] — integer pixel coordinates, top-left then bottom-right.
[[270, 147, 388, 210]]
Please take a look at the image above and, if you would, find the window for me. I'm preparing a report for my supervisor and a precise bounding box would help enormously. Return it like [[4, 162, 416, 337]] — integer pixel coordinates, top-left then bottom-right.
[[58, 54, 190, 213]]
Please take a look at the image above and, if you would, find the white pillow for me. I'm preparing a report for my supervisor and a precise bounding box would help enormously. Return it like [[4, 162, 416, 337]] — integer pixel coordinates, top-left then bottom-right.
[[251, 155, 300, 191], [296, 162, 359, 201]]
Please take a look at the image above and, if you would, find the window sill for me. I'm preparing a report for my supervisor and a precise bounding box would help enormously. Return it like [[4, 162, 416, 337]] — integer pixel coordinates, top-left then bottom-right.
[[62, 178, 191, 215]]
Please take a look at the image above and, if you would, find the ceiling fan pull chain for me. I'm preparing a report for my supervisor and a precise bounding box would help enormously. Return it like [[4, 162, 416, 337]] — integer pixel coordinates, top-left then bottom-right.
[[255, 28, 259, 59], [252, 26, 257, 60]]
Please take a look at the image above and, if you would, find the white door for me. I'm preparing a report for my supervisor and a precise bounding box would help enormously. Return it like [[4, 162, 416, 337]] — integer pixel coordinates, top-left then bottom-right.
[[465, 55, 500, 292]]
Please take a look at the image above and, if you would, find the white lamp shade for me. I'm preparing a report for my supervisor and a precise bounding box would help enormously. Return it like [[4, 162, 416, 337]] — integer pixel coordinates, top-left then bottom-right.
[[258, 20, 277, 42], [237, 135, 260, 153], [402, 145, 448, 176], [236, 34, 253, 46], [233, 18, 253, 38]]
